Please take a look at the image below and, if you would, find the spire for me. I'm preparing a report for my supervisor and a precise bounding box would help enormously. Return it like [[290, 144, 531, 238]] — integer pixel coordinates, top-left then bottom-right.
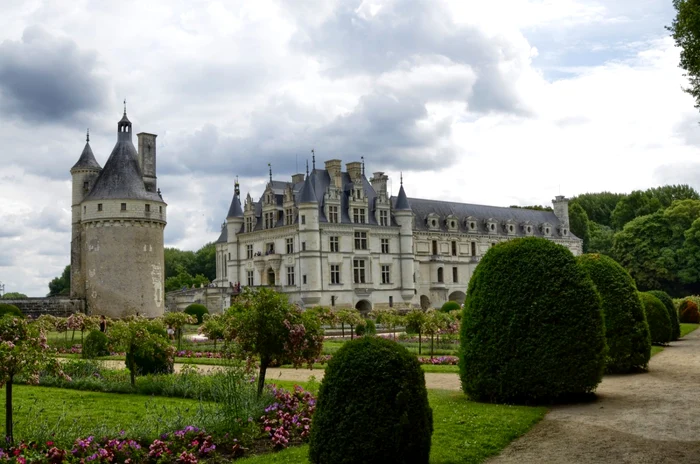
[[306, 160, 309, 176], [117, 104, 132, 141], [71, 130, 102, 172], [227, 181, 244, 218], [361, 156, 365, 176], [86, 128, 90, 143], [395, 173, 411, 211], [311, 149, 316, 170], [268, 163, 272, 183], [298, 171, 317, 204]]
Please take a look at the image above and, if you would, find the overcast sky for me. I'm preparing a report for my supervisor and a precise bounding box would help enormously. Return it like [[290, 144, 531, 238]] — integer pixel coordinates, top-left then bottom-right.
[[1, 0, 699, 296]]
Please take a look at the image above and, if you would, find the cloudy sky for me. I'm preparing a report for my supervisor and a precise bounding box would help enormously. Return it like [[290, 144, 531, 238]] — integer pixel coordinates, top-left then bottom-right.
[[1, 0, 698, 296]]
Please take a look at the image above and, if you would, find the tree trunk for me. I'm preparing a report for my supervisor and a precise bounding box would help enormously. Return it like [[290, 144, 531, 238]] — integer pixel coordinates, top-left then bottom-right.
[[257, 358, 269, 397], [430, 334, 434, 359], [350, 325, 355, 340], [71, 329, 75, 342], [418, 330, 422, 355], [5, 375, 13, 444], [127, 352, 136, 387], [341, 323, 345, 338]]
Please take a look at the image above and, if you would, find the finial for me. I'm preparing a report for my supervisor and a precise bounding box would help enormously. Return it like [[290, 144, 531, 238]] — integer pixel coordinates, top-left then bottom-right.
[[311, 149, 316, 170], [234, 176, 240, 196], [361, 156, 365, 176], [400, 172, 403, 186], [123, 98, 127, 115], [306, 160, 309, 176], [86, 128, 90, 143], [268, 163, 272, 183]]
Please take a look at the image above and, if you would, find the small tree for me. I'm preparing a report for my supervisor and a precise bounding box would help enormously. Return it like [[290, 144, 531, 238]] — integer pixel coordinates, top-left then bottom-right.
[[424, 310, 450, 358], [162, 311, 197, 350], [370, 309, 403, 340], [336, 309, 364, 339], [109, 318, 175, 387], [0, 316, 66, 443], [224, 287, 324, 396], [199, 314, 226, 350], [405, 309, 428, 354]]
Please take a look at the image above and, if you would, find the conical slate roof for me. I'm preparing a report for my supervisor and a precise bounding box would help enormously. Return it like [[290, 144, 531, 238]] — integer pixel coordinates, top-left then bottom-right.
[[84, 139, 161, 202], [395, 184, 411, 210], [226, 191, 243, 218], [71, 142, 101, 172], [298, 173, 317, 203]]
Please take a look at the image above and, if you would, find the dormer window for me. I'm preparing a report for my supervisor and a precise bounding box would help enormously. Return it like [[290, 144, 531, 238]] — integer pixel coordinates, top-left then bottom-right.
[[353, 208, 366, 224], [427, 213, 440, 230]]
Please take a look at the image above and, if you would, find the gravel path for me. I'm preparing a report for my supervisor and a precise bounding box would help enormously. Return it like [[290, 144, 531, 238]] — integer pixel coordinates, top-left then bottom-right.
[[487, 328, 700, 464]]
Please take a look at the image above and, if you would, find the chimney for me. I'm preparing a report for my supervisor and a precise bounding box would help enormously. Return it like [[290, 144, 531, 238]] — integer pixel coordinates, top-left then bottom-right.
[[137, 132, 158, 192], [325, 159, 343, 188], [346, 161, 362, 181], [292, 173, 305, 184], [370, 172, 388, 196], [552, 195, 570, 228]]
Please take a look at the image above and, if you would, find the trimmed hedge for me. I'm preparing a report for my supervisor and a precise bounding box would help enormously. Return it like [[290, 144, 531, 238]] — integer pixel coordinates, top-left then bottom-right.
[[0, 303, 24, 319], [184, 304, 209, 324], [639, 292, 673, 345], [460, 237, 607, 403], [679, 299, 700, 324], [309, 337, 433, 464], [648, 290, 680, 341], [355, 318, 376, 336], [82, 330, 110, 359], [578, 254, 651, 372], [440, 301, 461, 313]]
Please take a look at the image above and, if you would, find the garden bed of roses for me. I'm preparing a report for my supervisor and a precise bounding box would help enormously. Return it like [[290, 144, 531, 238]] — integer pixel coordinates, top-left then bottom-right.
[[0, 385, 316, 463]]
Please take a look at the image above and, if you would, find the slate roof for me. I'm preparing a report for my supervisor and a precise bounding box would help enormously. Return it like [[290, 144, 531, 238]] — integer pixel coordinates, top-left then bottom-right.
[[226, 192, 244, 218], [395, 185, 410, 210], [298, 175, 318, 203], [84, 138, 162, 202], [71, 142, 102, 172], [216, 224, 227, 244]]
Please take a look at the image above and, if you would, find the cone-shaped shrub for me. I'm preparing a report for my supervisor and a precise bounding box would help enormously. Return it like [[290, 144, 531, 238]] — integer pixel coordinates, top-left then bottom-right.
[[578, 254, 651, 372], [459, 237, 607, 403], [309, 337, 433, 464], [639, 292, 673, 345], [679, 299, 700, 324], [648, 290, 680, 341]]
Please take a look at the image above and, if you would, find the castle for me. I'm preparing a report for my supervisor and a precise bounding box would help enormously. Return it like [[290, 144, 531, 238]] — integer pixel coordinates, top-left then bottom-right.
[[214, 159, 582, 312], [70, 108, 167, 318]]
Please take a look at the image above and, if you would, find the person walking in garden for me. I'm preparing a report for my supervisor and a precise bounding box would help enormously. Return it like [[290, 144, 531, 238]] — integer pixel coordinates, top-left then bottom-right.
[[99, 315, 107, 333]]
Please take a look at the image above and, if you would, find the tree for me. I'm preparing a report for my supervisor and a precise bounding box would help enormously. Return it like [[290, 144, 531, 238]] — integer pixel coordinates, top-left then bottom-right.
[[423, 310, 450, 358], [610, 186, 700, 230], [0, 316, 66, 443], [193, 243, 217, 282], [588, 222, 615, 255], [47, 265, 70, 296], [569, 202, 591, 252], [1, 293, 27, 299], [224, 287, 323, 396], [370, 309, 403, 341], [163, 311, 197, 349], [669, 0, 700, 111], [405, 309, 428, 355], [571, 192, 626, 227], [199, 314, 226, 349], [165, 271, 210, 293], [336, 309, 364, 339]]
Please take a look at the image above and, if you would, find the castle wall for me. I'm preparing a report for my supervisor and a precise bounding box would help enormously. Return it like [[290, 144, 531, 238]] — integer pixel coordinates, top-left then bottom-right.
[[4, 298, 84, 318], [84, 220, 165, 318]]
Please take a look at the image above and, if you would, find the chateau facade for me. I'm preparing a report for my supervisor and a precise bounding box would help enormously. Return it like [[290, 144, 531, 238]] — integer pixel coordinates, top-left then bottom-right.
[[215, 159, 581, 311], [70, 109, 167, 318]]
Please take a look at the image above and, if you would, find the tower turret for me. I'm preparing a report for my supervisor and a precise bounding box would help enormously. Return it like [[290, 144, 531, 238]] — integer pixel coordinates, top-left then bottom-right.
[[552, 195, 570, 235], [225, 180, 244, 285], [298, 172, 322, 305], [393, 175, 415, 302]]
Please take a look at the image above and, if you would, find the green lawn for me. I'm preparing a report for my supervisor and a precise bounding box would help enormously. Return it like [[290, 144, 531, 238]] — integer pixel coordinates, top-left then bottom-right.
[[651, 346, 664, 357], [680, 323, 699, 338], [239, 389, 546, 464]]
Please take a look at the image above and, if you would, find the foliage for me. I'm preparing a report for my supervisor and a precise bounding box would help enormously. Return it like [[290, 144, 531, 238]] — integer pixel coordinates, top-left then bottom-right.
[[460, 237, 606, 403], [569, 202, 591, 252], [306, 307, 337, 326], [82, 330, 110, 359], [369, 308, 404, 340], [639, 292, 673, 345], [225, 287, 324, 396], [610, 186, 699, 230], [184, 304, 209, 324], [198, 314, 226, 349], [0, 304, 23, 319], [0, 316, 66, 443], [1, 293, 27, 300], [669, 0, 700, 111], [508, 205, 553, 211], [165, 272, 210, 293], [309, 337, 433, 464], [261, 385, 316, 449], [164, 243, 216, 283], [423, 310, 452, 358], [355, 318, 376, 336], [335, 309, 364, 339], [163, 312, 197, 349], [648, 290, 681, 341], [404, 309, 428, 355], [588, 221, 615, 255], [571, 191, 626, 228], [440, 301, 461, 313], [108, 318, 175, 386], [679, 298, 700, 323], [47, 265, 71, 297], [577, 254, 651, 372]]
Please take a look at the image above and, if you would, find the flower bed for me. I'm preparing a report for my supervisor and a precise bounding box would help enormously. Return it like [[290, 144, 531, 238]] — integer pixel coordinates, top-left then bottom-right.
[[417, 356, 459, 365]]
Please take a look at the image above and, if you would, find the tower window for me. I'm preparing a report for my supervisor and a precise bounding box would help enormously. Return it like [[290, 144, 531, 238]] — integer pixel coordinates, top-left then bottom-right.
[[83, 206, 86, 214], [159, 206, 163, 213], [83, 181, 89, 191], [121, 203, 127, 211], [301, 215, 306, 225], [437, 267, 444, 283], [97, 204, 103, 212], [145, 204, 151, 212]]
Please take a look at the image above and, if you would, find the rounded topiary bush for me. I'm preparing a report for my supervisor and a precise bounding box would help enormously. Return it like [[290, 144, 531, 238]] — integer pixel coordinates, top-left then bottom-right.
[[309, 337, 433, 464], [460, 237, 606, 403], [578, 254, 651, 373], [0, 303, 24, 319], [440, 301, 461, 313], [82, 330, 110, 359], [355, 318, 376, 336], [184, 303, 209, 324], [679, 299, 700, 324], [129, 334, 175, 375], [648, 290, 680, 341], [639, 292, 673, 345]]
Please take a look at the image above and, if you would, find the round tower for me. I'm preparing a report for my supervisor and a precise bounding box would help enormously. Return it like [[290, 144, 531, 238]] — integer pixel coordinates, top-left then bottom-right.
[[298, 172, 322, 306], [79, 108, 167, 318], [393, 175, 416, 303], [70, 130, 102, 298]]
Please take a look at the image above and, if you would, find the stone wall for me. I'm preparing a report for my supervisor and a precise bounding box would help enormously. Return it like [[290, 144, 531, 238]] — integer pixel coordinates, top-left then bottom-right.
[[3, 298, 85, 318], [165, 287, 231, 315]]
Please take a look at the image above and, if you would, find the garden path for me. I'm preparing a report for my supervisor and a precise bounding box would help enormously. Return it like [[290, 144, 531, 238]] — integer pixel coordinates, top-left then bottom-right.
[[487, 329, 700, 464]]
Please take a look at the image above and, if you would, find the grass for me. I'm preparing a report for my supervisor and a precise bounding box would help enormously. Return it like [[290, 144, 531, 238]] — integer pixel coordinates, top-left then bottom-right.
[[680, 323, 699, 338], [239, 389, 547, 464], [651, 346, 664, 357]]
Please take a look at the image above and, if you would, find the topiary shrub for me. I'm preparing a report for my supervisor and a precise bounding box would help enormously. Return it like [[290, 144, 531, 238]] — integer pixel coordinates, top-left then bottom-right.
[[131, 334, 175, 375], [355, 318, 376, 336], [648, 290, 680, 341], [184, 304, 209, 324], [460, 237, 606, 403], [82, 330, 110, 359], [0, 303, 24, 319], [440, 301, 461, 313], [578, 254, 651, 373], [679, 299, 700, 324], [309, 337, 433, 464], [639, 292, 673, 345]]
